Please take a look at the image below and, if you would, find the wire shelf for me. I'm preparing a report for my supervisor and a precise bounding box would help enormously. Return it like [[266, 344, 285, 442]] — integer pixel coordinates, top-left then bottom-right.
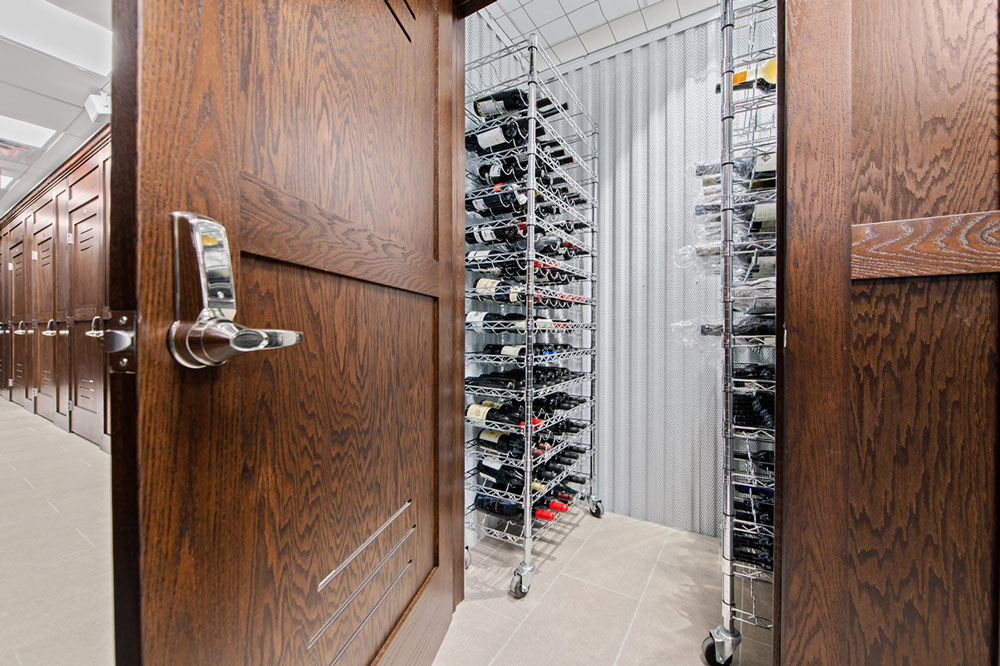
[[464, 395, 594, 435], [466, 283, 596, 307], [466, 347, 596, 366], [465, 372, 596, 400]]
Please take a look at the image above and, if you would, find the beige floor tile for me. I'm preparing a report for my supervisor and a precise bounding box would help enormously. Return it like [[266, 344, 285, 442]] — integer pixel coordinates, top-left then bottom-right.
[[736, 637, 772, 666], [615, 558, 721, 666], [431, 601, 519, 666], [491, 575, 638, 666], [561, 512, 668, 599], [466, 533, 586, 622], [0, 400, 112, 666]]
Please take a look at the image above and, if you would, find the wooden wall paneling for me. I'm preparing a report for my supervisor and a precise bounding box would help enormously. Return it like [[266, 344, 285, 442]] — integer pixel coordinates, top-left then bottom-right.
[[32, 198, 58, 421], [780, 1, 853, 664], [9, 217, 32, 410]]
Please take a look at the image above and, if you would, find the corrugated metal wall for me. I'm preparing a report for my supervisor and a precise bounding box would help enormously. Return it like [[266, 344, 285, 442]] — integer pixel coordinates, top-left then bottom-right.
[[466, 15, 723, 536]]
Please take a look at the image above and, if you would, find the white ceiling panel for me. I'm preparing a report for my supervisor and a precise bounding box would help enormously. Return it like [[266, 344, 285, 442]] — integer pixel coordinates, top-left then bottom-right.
[[0, 0, 110, 218], [0, 82, 80, 140], [0, 40, 106, 105], [484, 0, 716, 66], [45, 0, 112, 30]]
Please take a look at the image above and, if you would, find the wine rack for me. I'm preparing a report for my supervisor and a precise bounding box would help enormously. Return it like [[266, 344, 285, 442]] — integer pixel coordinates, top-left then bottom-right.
[[463, 35, 600, 600], [705, 1, 778, 664]]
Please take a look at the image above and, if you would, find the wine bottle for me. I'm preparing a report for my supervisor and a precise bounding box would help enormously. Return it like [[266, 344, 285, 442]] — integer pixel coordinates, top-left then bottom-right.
[[474, 493, 556, 521], [465, 118, 548, 156], [715, 57, 777, 94], [466, 185, 528, 216], [473, 89, 556, 118], [466, 402, 521, 426]]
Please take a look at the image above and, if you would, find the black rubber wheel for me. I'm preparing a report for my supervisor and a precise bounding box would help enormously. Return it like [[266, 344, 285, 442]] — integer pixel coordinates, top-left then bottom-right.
[[464, 546, 471, 570], [509, 573, 528, 599], [590, 500, 605, 518], [702, 635, 733, 666]]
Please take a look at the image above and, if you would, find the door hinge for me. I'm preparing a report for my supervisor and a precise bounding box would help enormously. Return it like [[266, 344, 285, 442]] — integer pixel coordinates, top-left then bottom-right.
[[31, 251, 38, 261], [67, 233, 74, 245], [7, 379, 12, 388], [31, 388, 38, 399], [67, 401, 73, 412], [6, 262, 11, 271], [105, 310, 138, 374]]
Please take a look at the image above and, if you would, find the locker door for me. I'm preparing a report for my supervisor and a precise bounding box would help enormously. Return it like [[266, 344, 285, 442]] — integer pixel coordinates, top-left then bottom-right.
[[9, 218, 31, 409], [67, 162, 106, 444], [54, 188, 71, 430], [1, 228, 8, 401], [32, 199, 57, 421]]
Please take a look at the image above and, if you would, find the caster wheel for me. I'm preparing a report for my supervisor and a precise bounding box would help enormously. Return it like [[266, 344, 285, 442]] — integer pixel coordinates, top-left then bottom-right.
[[590, 500, 605, 518], [509, 573, 529, 599], [702, 635, 733, 666], [464, 546, 471, 570]]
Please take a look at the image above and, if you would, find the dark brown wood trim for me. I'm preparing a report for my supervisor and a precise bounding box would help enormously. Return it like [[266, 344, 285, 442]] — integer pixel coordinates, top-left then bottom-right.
[[0, 124, 111, 229], [780, 0, 853, 664], [238, 173, 441, 298], [851, 210, 1000, 279], [454, 0, 495, 18], [109, 0, 141, 662]]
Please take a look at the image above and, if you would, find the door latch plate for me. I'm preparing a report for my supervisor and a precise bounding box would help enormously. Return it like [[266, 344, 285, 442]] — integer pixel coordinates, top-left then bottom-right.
[[106, 310, 137, 374]]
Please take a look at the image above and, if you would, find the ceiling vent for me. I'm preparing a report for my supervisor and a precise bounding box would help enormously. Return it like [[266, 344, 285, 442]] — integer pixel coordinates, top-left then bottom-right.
[[0, 139, 33, 161]]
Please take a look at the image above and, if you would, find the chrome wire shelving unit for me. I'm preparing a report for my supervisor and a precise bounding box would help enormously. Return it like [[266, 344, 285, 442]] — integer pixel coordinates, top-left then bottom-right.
[[706, 0, 778, 664], [462, 35, 601, 599]]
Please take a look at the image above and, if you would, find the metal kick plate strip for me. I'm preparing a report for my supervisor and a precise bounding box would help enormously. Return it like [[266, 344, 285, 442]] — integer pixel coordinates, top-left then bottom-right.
[[317, 499, 411, 592], [309, 526, 416, 649]]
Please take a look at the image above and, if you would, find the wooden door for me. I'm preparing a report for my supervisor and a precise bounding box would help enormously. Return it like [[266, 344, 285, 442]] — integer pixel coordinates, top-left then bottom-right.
[[110, 2, 465, 665], [32, 198, 58, 421], [782, 0, 1000, 664], [9, 218, 31, 409], [67, 160, 107, 444]]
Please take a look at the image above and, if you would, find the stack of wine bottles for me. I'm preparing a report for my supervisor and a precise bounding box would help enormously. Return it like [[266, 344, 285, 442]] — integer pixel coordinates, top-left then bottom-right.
[[462, 36, 599, 559]]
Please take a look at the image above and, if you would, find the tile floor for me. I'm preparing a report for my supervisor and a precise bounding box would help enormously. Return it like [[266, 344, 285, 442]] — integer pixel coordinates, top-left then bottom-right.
[[0, 400, 114, 666], [433, 508, 771, 666], [0, 397, 770, 666]]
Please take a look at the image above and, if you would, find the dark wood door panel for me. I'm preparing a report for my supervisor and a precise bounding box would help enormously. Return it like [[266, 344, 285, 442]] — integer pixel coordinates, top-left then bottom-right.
[[9, 233, 31, 409], [849, 274, 999, 665], [67, 163, 103, 212], [33, 210, 57, 420], [239, 0, 438, 258], [70, 204, 105, 319], [851, 0, 999, 225], [69, 324, 105, 444]]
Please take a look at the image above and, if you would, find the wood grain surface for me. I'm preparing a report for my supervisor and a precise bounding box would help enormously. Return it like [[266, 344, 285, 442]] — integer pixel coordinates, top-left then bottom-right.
[[781, 1, 853, 664], [851, 0, 999, 225], [113, 0, 463, 664], [239, 173, 440, 298], [850, 275, 999, 665], [852, 210, 1000, 279]]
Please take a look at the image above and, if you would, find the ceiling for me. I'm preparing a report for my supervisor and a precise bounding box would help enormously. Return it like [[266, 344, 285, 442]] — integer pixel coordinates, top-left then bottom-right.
[[480, 0, 718, 65], [0, 0, 111, 217]]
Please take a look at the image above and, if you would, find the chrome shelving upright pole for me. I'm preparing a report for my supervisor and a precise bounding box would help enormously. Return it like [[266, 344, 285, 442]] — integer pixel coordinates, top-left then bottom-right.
[[707, 0, 741, 663], [512, 33, 540, 599]]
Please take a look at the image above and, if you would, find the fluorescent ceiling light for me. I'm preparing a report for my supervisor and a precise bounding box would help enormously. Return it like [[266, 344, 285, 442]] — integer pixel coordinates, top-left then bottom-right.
[[0, 114, 56, 147], [0, 0, 112, 76], [0, 175, 11, 189]]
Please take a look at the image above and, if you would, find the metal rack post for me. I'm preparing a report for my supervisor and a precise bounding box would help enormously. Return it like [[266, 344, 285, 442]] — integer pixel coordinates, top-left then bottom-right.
[[706, 1, 778, 663]]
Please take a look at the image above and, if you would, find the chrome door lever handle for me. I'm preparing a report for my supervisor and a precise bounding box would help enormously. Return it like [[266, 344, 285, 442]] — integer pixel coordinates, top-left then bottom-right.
[[85, 316, 104, 339], [41, 319, 57, 337], [13, 321, 27, 336], [167, 212, 303, 369]]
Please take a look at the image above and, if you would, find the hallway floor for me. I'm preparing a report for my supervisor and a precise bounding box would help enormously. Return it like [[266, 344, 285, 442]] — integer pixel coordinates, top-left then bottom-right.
[[0, 400, 113, 666], [433, 509, 770, 666]]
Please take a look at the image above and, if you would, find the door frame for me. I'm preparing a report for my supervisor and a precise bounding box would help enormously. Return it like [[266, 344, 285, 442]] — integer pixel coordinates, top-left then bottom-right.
[[108, 2, 467, 664]]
